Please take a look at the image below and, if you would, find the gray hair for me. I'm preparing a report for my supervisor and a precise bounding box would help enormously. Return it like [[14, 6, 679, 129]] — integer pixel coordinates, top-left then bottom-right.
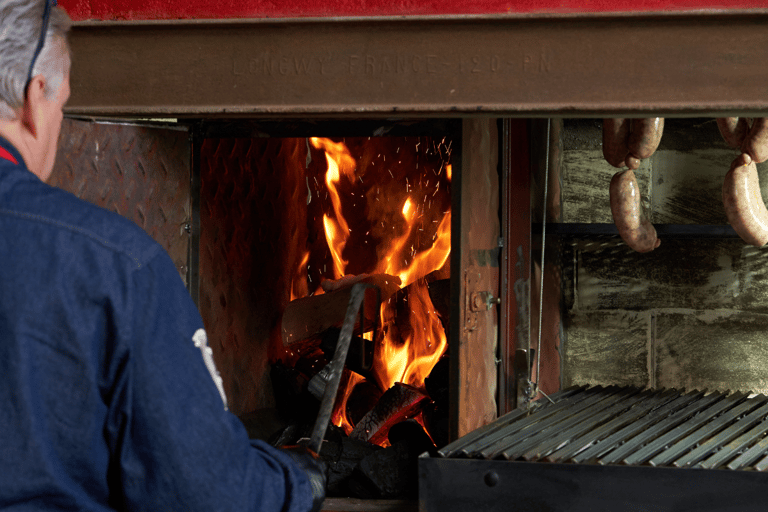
[[0, 0, 71, 120]]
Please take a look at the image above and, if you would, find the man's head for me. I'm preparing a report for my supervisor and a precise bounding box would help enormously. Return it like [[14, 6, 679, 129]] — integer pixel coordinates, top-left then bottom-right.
[[0, 0, 71, 181]]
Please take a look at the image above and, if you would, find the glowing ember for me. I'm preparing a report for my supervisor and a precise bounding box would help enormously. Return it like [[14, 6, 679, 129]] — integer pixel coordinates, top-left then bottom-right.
[[294, 136, 452, 441]]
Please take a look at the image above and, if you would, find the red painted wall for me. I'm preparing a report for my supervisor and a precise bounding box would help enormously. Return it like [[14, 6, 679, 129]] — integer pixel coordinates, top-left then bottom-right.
[[59, 0, 766, 21]]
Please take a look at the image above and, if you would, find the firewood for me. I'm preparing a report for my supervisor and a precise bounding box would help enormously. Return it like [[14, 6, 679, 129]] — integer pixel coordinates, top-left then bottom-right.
[[280, 273, 401, 347], [349, 383, 430, 445], [319, 435, 382, 496], [349, 442, 417, 499]]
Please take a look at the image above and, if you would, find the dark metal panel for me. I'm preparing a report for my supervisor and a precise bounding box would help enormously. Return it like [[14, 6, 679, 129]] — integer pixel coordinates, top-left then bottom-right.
[[66, 12, 768, 118], [419, 457, 768, 512], [499, 119, 531, 413], [51, 118, 191, 282]]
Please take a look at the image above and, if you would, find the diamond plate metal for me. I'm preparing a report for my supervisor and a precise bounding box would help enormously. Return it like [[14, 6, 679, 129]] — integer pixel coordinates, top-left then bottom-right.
[[198, 137, 309, 415], [50, 118, 191, 283]]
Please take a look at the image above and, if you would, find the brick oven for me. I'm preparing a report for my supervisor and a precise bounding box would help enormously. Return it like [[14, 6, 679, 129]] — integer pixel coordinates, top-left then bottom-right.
[[55, 6, 768, 512]]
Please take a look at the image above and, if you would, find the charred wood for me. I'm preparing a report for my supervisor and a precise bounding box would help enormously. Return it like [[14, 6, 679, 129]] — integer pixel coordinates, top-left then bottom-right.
[[317, 432, 382, 496], [281, 273, 400, 347], [350, 383, 430, 445], [349, 441, 418, 499]]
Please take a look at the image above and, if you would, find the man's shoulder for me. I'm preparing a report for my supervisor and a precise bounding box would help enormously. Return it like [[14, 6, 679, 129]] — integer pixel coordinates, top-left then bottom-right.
[[0, 177, 163, 269]]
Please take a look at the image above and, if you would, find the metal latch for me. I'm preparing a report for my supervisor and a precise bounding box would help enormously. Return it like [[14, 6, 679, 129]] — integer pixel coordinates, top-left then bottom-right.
[[470, 291, 500, 312]]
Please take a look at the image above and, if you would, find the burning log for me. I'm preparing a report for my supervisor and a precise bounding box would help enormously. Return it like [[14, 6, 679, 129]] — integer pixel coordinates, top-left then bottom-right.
[[350, 383, 430, 445], [280, 273, 401, 347]]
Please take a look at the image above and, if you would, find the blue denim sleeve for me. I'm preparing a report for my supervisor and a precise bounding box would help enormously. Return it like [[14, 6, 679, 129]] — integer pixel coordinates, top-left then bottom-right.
[[105, 249, 313, 512]]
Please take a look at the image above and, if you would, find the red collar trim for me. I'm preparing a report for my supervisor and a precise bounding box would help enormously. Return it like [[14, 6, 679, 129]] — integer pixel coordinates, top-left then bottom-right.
[[0, 146, 18, 165]]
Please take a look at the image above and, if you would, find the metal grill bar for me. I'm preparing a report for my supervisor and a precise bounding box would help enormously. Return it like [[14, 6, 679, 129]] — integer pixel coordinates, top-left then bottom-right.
[[598, 390, 717, 465], [520, 388, 647, 461], [647, 391, 753, 467], [445, 386, 768, 474], [474, 386, 618, 459], [544, 389, 658, 463], [621, 391, 737, 466], [568, 389, 682, 464], [673, 398, 768, 468], [437, 386, 585, 458], [727, 432, 768, 470], [698, 419, 768, 470], [458, 386, 601, 457], [495, 387, 634, 460], [754, 452, 768, 471], [586, 390, 704, 465]]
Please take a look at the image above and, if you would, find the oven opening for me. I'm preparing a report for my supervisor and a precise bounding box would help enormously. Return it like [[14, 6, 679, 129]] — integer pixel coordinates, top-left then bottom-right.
[[196, 121, 462, 499]]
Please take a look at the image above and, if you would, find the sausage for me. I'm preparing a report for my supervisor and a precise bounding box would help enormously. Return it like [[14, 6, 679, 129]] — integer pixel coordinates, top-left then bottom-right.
[[722, 153, 768, 247], [628, 117, 664, 160], [602, 118, 630, 168], [624, 156, 641, 170], [717, 117, 750, 149], [741, 117, 768, 164], [610, 169, 660, 252]]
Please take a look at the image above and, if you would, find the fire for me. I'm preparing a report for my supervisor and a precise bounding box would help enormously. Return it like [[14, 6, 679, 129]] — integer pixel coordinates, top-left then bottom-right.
[[311, 137, 357, 279], [300, 137, 451, 437], [290, 251, 311, 302]]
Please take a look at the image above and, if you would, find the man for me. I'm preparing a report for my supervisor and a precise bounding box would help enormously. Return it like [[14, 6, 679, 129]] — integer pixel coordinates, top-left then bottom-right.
[[0, 1, 326, 510]]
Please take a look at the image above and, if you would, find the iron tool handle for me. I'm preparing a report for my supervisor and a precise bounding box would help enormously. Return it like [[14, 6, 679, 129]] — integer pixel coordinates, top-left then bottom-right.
[[307, 282, 379, 454]]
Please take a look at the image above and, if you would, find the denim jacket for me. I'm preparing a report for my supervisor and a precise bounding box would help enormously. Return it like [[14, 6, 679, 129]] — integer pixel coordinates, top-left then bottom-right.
[[0, 136, 311, 512]]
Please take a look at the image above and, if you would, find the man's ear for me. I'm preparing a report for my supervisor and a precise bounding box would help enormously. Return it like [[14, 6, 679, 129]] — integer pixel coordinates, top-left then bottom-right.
[[21, 75, 47, 138]]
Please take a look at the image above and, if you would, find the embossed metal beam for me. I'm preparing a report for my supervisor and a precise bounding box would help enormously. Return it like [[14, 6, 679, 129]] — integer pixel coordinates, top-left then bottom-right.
[[66, 12, 768, 118]]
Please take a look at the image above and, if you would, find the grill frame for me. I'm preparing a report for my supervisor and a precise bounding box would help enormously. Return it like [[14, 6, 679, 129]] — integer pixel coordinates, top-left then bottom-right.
[[422, 385, 768, 511], [418, 457, 768, 512]]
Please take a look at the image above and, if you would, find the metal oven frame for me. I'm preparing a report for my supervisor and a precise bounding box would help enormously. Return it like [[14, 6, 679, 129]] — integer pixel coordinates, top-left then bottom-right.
[[62, 11, 768, 510]]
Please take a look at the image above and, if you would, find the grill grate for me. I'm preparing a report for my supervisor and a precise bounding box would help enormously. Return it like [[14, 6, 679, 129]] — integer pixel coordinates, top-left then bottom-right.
[[438, 385, 768, 471]]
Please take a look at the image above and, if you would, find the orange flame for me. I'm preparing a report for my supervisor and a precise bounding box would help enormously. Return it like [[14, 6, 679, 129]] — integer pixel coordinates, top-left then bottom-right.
[[311, 137, 357, 279], [298, 137, 451, 437], [290, 250, 311, 302]]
